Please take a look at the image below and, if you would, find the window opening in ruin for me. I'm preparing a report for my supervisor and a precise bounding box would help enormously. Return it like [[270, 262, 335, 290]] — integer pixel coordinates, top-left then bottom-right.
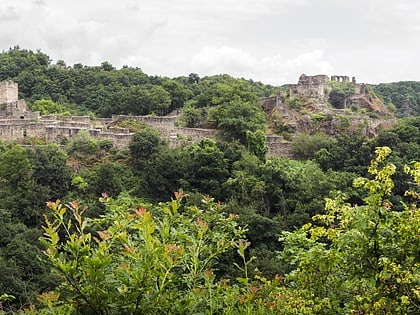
[[20, 116, 24, 119]]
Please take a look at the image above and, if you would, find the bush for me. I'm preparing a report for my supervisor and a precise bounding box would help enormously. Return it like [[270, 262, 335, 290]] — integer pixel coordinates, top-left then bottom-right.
[[38, 194, 247, 313]]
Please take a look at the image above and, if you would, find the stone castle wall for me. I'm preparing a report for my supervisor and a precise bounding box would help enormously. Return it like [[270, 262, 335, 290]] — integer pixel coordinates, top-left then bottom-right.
[[44, 125, 133, 150], [112, 115, 178, 137], [0, 122, 45, 142], [260, 95, 284, 112], [266, 135, 293, 158], [110, 115, 292, 156]]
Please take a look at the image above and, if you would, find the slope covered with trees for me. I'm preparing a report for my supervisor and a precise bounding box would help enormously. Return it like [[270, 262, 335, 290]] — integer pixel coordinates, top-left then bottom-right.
[[0, 47, 276, 118], [372, 81, 420, 116], [3, 146, 418, 314]]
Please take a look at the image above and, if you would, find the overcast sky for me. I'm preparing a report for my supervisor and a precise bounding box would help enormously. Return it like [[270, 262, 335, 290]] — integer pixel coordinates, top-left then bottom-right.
[[1, 0, 419, 85]]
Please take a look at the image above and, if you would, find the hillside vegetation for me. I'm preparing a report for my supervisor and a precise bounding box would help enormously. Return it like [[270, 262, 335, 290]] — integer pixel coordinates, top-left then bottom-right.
[[0, 47, 276, 118], [372, 81, 420, 116]]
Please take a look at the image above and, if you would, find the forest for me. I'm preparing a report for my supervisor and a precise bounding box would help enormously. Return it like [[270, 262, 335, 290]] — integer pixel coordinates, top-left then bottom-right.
[[0, 47, 419, 314]]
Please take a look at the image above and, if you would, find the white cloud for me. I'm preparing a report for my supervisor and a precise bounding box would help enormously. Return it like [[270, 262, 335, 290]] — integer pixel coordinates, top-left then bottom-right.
[[190, 46, 333, 85], [191, 46, 257, 74]]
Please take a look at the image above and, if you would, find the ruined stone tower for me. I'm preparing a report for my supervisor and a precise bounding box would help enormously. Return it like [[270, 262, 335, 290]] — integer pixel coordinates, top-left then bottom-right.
[[0, 81, 32, 118], [289, 74, 331, 102], [0, 81, 18, 105]]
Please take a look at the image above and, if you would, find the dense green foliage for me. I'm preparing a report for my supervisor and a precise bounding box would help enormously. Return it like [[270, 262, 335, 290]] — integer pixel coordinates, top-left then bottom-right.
[[208, 100, 267, 143], [0, 121, 418, 312], [3, 147, 417, 314], [38, 194, 246, 314], [280, 147, 420, 314], [372, 81, 420, 116]]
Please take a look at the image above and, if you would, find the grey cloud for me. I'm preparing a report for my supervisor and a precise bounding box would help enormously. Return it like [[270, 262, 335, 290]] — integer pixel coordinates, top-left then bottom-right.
[[33, 0, 46, 6], [0, 0, 419, 85], [0, 6, 19, 20]]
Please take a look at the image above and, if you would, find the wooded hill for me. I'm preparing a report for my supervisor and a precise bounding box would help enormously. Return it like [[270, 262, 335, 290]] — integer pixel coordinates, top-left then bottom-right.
[[1, 47, 419, 120]]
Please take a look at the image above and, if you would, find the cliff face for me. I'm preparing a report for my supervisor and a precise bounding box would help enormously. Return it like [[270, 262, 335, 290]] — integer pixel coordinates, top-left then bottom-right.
[[262, 74, 395, 137]]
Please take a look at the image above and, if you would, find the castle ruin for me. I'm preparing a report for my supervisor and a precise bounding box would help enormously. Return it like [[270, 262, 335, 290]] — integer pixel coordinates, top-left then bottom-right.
[[0, 81, 294, 157], [289, 73, 361, 102], [0, 79, 394, 158], [287, 74, 387, 113]]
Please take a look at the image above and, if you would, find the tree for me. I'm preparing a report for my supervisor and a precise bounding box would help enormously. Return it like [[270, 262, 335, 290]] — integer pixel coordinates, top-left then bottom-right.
[[30, 145, 72, 200], [182, 138, 230, 200], [224, 154, 268, 214], [280, 147, 420, 314], [208, 100, 267, 143], [129, 128, 165, 163], [67, 131, 100, 158], [84, 161, 131, 198], [0, 209, 56, 312], [148, 85, 171, 116], [192, 75, 258, 107], [162, 78, 192, 110], [0, 145, 42, 225], [291, 132, 333, 160], [132, 148, 189, 201], [179, 104, 206, 127], [188, 73, 200, 84], [100, 61, 115, 71], [246, 130, 268, 162]]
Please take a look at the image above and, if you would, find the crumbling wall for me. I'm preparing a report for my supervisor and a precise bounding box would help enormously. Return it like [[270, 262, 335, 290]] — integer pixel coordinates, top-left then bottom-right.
[[0, 80, 397, 158], [112, 115, 178, 137], [174, 127, 217, 141], [0, 122, 46, 142], [266, 135, 293, 158], [289, 74, 331, 101], [259, 95, 284, 113], [40, 115, 92, 123], [331, 75, 350, 82]]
